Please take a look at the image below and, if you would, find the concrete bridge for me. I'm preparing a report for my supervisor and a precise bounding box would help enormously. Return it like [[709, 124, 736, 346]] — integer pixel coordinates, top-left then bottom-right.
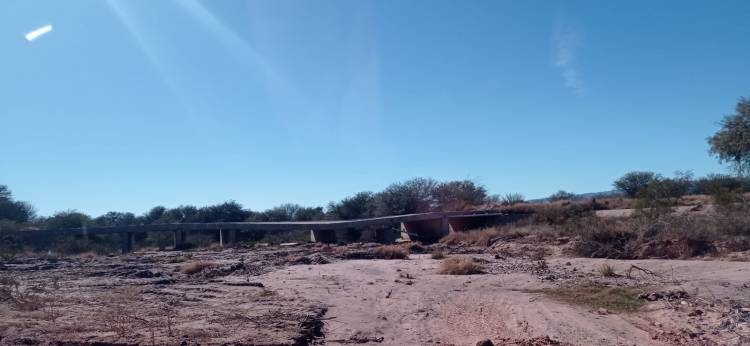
[[11, 210, 527, 253]]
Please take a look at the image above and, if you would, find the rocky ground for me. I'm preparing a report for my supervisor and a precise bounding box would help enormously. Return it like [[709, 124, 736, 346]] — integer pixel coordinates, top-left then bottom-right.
[[1, 242, 749, 345]]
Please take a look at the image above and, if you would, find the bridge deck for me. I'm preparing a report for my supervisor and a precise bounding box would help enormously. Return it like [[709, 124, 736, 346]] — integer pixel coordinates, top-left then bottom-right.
[[10, 210, 512, 237]]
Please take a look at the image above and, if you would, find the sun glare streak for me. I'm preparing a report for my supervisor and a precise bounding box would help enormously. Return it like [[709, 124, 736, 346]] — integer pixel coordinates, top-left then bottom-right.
[[105, 0, 193, 116], [176, 0, 303, 122], [177, 1, 287, 87], [25, 24, 53, 42]]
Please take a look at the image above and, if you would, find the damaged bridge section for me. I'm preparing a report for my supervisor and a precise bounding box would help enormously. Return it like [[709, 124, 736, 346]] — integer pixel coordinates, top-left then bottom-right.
[[399, 212, 529, 243]]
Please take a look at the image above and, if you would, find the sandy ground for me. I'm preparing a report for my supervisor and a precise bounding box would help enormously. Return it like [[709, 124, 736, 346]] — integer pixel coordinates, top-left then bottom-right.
[[1, 244, 749, 345], [262, 255, 750, 346]]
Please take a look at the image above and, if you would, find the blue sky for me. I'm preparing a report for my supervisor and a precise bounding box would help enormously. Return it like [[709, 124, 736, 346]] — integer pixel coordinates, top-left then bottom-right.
[[1, 0, 749, 216]]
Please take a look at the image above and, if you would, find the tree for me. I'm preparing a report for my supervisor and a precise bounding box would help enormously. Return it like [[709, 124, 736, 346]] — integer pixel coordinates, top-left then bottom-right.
[[326, 192, 376, 220], [144, 206, 166, 224], [434, 180, 488, 211], [251, 203, 324, 222], [613, 171, 658, 198], [158, 205, 199, 223], [548, 190, 577, 201], [45, 210, 91, 229], [294, 206, 325, 221], [0, 185, 11, 200], [195, 201, 249, 222], [372, 178, 438, 216], [0, 185, 36, 223], [93, 211, 137, 227], [708, 97, 750, 175]]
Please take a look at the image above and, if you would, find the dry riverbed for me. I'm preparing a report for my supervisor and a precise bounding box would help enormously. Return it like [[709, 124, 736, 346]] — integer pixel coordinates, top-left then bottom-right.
[[1, 243, 749, 345]]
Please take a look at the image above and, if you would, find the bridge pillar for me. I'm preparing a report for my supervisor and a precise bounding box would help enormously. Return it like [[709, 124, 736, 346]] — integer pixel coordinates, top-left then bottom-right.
[[398, 218, 449, 244], [343, 228, 362, 242], [219, 229, 237, 247], [375, 228, 396, 244], [310, 229, 337, 243], [173, 230, 186, 250], [121, 232, 135, 254], [399, 222, 412, 242]]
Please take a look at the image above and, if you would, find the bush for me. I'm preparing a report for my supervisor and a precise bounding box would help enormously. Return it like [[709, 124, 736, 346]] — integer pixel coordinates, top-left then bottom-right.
[[437, 257, 484, 275], [373, 245, 409, 259], [530, 202, 597, 225], [634, 171, 694, 215], [440, 228, 502, 247], [501, 193, 525, 206], [692, 174, 750, 195], [430, 250, 446, 259], [570, 212, 749, 259], [180, 261, 214, 275]]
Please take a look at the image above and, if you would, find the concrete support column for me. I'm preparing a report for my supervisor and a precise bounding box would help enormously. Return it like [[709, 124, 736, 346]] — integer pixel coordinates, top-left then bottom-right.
[[375, 228, 396, 244], [310, 229, 337, 243], [173, 230, 186, 250], [399, 222, 412, 242], [219, 229, 237, 247], [122, 232, 135, 253], [343, 228, 362, 242], [441, 216, 451, 236]]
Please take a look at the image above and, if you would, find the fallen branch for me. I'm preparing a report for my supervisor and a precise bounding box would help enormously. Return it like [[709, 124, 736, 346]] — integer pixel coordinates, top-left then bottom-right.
[[626, 265, 663, 279]]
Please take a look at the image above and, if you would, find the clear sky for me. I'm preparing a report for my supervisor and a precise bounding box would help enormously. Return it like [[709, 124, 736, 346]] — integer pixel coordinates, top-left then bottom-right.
[[1, 0, 749, 216]]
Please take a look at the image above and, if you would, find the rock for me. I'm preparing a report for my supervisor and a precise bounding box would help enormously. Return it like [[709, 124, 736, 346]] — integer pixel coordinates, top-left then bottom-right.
[[476, 339, 494, 346], [132, 270, 155, 278], [596, 308, 610, 315]]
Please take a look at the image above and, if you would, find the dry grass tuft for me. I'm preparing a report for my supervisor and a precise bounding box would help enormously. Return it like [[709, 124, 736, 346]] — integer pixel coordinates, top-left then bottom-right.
[[437, 257, 484, 275], [180, 261, 214, 275], [570, 211, 750, 259], [373, 245, 409, 260], [529, 284, 644, 312], [78, 251, 98, 260], [598, 263, 617, 277], [166, 255, 191, 263], [440, 228, 503, 247]]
